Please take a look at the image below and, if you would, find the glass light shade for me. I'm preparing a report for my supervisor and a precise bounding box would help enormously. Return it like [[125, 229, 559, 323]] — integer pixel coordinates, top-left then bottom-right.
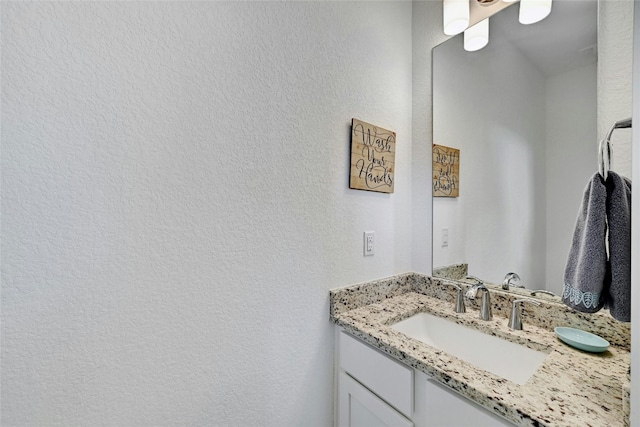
[[443, 0, 470, 35], [464, 19, 489, 51], [519, 0, 552, 25]]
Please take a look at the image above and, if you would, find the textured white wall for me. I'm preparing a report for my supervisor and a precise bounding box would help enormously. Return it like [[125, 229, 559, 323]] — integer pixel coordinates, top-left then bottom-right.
[[599, 3, 637, 422], [599, 4, 636, 422], [598, 0, 634, 179], [1, 2, 416, 425], [545, 63, 597, 296], [432, 32, 547, 287]]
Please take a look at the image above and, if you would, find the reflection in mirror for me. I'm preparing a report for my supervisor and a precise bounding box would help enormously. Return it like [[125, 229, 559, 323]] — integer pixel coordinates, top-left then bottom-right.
[[432, 1, 597, 299]]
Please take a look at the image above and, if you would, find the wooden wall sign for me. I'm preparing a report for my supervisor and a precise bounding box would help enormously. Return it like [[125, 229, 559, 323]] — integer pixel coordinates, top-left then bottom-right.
[[349, 118, 395, 193], [432, 144, 459, 197]]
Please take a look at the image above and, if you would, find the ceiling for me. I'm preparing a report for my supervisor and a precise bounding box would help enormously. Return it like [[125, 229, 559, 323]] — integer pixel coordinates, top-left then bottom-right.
[[489, 0, 598, 77]]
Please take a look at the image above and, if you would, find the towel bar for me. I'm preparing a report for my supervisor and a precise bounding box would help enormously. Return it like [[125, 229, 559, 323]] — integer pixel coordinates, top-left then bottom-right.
[[605, 117, 632, 143], [599, 117, 632, 180]]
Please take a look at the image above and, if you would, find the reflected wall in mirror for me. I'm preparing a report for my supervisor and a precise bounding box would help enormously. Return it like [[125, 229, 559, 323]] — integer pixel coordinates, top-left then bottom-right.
[[432, 0, 598, 297]]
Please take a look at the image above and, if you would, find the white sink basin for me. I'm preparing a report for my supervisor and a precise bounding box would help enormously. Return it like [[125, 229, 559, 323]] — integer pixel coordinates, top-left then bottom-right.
[[391, 312, 549, 385]]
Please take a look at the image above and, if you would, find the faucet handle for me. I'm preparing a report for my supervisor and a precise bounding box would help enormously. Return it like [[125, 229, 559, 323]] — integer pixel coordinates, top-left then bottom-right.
[[443, 283, 466, 313], [508, 299, 541, 330]]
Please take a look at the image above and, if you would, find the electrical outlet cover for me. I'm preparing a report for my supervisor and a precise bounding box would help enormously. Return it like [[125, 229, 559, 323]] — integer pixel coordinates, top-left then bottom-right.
[[364, 231, 374, 256]]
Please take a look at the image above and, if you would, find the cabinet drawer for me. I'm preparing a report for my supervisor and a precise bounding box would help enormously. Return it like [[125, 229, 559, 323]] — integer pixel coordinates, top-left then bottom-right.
[[339, 331, 413, 417]]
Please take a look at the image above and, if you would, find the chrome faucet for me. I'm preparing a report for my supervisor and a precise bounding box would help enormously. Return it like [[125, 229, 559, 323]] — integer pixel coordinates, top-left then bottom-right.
[[508, 299, 541, 330], [464, 276, 492, 321], [502, 272, 523, 290], [443, 283, 466, 313]]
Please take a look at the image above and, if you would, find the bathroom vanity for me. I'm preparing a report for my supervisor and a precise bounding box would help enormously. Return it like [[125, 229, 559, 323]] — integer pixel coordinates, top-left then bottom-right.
[[330, 273, 631, 427], [337, 329, 514, 426]]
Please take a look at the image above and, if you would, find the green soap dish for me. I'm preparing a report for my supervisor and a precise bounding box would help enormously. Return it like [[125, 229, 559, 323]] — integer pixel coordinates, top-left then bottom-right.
[[555, 327, 610, 353]]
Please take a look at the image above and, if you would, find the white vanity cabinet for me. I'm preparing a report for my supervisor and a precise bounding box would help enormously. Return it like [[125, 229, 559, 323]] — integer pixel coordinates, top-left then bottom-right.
[[335, 329, 516, 427]]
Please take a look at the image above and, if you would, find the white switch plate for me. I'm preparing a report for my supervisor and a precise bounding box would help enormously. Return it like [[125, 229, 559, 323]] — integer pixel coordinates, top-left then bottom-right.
[[442, 228, 449, 247], [364, 231, 374, 256]]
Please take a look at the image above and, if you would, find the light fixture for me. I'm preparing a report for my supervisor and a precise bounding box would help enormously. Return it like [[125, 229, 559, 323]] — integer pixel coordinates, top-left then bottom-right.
[[443, 0, 553, 51], [464, 18, 489, 51], [519, 0, 552, 25], [443, 0, 470, 35]]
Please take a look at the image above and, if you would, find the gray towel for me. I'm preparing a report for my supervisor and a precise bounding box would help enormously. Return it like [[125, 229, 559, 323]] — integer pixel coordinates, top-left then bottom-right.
[[562, 173, 608, 312], [605, 171, 631, 322]]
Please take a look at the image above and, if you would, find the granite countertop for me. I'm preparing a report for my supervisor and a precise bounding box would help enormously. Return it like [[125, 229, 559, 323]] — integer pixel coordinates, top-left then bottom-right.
[[330, 274, 631, 427]]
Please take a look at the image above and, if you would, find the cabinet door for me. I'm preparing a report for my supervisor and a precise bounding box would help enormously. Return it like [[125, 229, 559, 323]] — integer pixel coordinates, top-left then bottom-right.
[[338, 372, 414, 427], [339, 331, 413, 417], [423, 379, 515, 427]]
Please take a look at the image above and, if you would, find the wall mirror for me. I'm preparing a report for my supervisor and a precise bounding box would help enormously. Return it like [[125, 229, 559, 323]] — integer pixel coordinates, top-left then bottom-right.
[[432, 0, 598, 299]]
